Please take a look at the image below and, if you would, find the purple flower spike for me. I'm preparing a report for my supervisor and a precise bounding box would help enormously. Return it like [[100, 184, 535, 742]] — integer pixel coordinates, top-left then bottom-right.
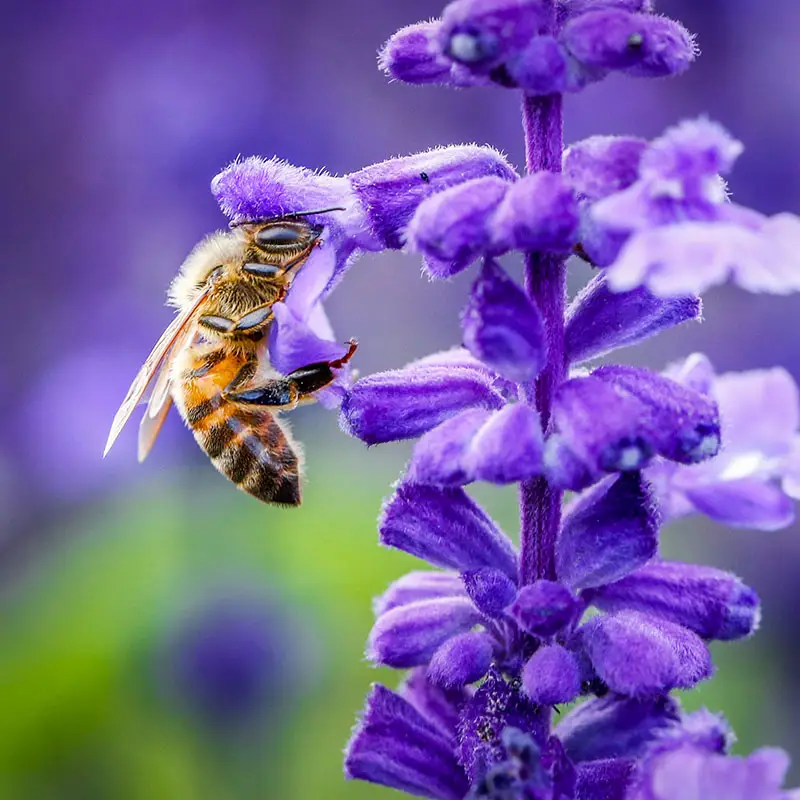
[[437, 0, 552, 73], [428, 631, 495, 688], [341, 363, 504, 445], [374, 571, 467, 616], [407, 177, 511, 278], [462, 568, 518, 617], [510, 580, 580, 637], [576, 611, 713, 697], [565, 273, 701, 365], [368, 596, 482, 668], [560, 10, 696, 77], [557, 694, 680, 763], [564, 136, 648, 201], [465, 403, 545, 484], [345, 684, 469, 800], [588, 561, 761, 642], [349, 145, 517, 250], [522, 644, 582, 705], [557, 473, 659, 591], [490, 172, 580, 253], [594, 365, 720, 464], [379, 483, 519, 580], [461, 259, 547, 383]]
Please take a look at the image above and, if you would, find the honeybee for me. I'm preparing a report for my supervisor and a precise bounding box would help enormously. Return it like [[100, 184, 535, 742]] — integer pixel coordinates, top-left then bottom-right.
[[104, 209, 357, 506]]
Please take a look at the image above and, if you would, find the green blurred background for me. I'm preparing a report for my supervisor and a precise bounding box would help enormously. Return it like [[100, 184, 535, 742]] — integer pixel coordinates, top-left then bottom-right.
[[3, 0, 799, 797]]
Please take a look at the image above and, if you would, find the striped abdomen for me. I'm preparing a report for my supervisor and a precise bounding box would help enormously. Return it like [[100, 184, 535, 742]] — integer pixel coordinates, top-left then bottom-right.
[[173, 344, 302, 505]]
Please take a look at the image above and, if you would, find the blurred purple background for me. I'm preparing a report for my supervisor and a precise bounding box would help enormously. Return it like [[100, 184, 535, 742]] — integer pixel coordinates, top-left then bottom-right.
[[2, 1, 799, 795]]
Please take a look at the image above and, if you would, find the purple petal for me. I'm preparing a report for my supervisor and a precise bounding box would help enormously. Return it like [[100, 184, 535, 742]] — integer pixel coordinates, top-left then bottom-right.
[[345, 684, 469, 800], [379, 483, 518, 580], [510, 580, 580, 637], [408, 408, 494, 486], [561, 10, 696, 76], [565, 272, 701, 364], [557, 694, 680, 763], [594, 365, 720, 464], [557, 472, 659, 591], [368, 597, 482, 668], [378, 20, 453, 84], [465, 403, 545, 484], [427, 631, 495, 688], [401, 669, 467, 742], [546, 375, 656, 491], [683, 479, 796, 531], [462, 567, 518, 617], [564, 136, 647, 201], [575, 611, 713, 697], [575, 759, 635, 800], [437, 0, 551, 72], [374, 571, 466, 616], [587, 561, 761, 641], [522, 644, 582, 705], [268, 302, 349, 374], [341, 364, 504, 445], [349, 145, 517, 250], [407, 177, 511, 278], [489, 172, 579, 253], [637, 744, 793, 800], [461, 259, 547, 383]]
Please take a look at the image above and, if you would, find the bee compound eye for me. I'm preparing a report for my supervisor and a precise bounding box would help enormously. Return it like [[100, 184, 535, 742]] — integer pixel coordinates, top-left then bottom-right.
[[255, 224, 306, 248]]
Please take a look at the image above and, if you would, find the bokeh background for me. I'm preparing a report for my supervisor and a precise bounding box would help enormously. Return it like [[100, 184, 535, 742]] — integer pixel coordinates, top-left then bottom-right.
[[2, 1, 799, 797]]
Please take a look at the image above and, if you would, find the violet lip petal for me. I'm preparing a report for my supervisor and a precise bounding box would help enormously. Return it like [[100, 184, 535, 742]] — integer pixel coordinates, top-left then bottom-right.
[[345, 684, 470, 800], [400, 669, 467, 743], [464, 403, 545, 485], [557, 472, 659, 591], [374, 571, 466, 616], [593, 364, 721, 465], [349, 145, 517, 250], [565, 272, 701, 365], [407, 176, 512, 278], [427, 631, 495, 689], [521, 644, 582, 705], [340, 365, 504, 445], [574, 610, 713, 697], [367, 596, 482, 668], [408, 408, 493, 486], [379, 482, 518, 580], [461, 259, 547, 384], [556, 693, 680, 763], [563, 135, 648, 202]]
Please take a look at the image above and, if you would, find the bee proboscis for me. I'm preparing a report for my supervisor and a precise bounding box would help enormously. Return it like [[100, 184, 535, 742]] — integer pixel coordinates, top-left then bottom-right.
[[104, 210, 356, 506]]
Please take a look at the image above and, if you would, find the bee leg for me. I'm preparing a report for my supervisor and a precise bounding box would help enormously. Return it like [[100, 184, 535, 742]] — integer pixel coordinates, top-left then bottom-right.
[[224, 339, 358, 408]]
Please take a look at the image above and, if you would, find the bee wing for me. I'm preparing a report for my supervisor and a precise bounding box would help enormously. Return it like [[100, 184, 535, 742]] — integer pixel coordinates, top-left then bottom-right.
[[104, 288, 210, 458], [137, 394, 174, 463]]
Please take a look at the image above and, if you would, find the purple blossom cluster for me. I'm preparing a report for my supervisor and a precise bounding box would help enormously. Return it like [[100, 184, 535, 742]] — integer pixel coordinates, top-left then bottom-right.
[[208, 1, 800, 797]]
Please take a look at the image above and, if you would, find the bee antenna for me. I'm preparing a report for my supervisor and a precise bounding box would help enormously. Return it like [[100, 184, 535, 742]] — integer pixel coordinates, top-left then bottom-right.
[[288, 206, 347, 218], [228, 206, 347, 229]]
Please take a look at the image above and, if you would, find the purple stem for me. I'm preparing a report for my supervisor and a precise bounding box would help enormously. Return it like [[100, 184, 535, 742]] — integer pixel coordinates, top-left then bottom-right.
[[518, 92, 566, 585]]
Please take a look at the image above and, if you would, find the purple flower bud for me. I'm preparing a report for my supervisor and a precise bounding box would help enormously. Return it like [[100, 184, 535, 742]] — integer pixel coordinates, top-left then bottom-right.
[[560, 10, 696, 77], [379, 483, 519, 580], [574, 611, 713, 697], [464, 403, 545, 484], [504, 36, 571, 95], [368, 597, 483, 668], [462, 567, 518, 617], [428, 631, 495, 688], [349, 145, 517, 250], [374, 571, 467, 616], [564, 135, 647, 201], [341, 364, 504, 445], [557, 472, 659, 591], [407, 177, 511, 278], [522, 644, 582, 704], [556, 694, 680, 762], [437, 0, 552, 72], [345, 684, 469, 800], [489, 172, 580, 253], [511, 580, 580, 637], [593, 365, 721, 464], [378, 21, 453, 84], [589, 561, 761, 641], [565, 272, 701, 365], [461, 259, 547, 383]]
